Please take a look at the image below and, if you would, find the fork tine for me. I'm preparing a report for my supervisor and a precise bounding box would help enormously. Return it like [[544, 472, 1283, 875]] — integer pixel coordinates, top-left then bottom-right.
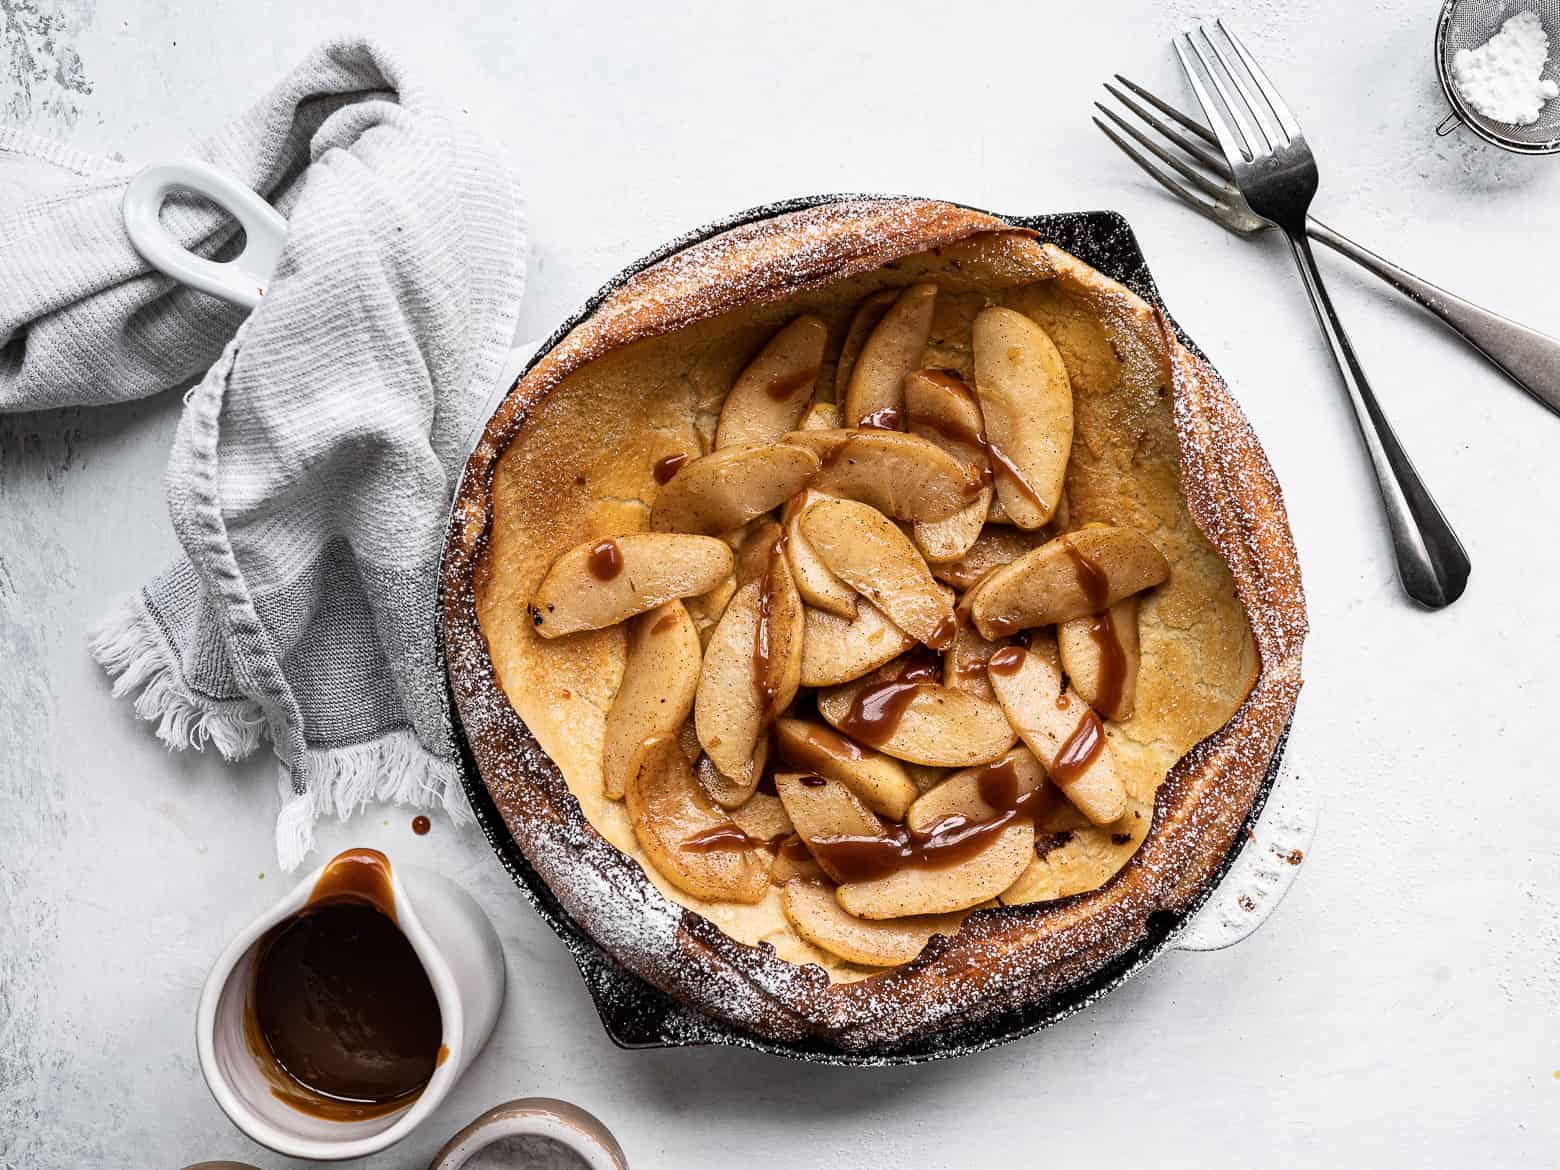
[[1187, 27, 1270, 155], [1198, 25, 1282, 150], [1173, 35, 1253, 164], [1103, 81, 1232, 178], [1094, 102, 1232, 202], [1217, 19, 1303, 141], [1112, 75, 1219, 150], [1091, 118, 1231, 230]]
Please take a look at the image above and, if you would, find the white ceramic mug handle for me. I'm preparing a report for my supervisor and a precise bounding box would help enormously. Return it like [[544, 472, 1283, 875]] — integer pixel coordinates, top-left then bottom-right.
[[122, 159, 288, 309], [1172, 748, 1319, 952]]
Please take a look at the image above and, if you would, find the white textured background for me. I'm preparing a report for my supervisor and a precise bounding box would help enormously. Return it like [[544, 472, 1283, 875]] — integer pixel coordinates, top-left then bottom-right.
[[2, 1, 1557, 1168]]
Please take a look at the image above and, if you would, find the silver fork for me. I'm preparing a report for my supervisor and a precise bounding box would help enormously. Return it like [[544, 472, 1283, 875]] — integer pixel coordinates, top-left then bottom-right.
[[1161, 22, 1470, 610], [1094, 73, 1560, 421]]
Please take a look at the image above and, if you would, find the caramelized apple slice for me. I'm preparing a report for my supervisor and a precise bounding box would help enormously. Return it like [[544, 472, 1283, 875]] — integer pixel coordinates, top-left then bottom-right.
[[784, 429, 977, 523], [774, 771, 884, 883], [714, 315, 828, 448], [799, 498, 955, 649], [904, 762, 948, 794], [734, 519, 785, 587], [782, 489, 856, 618], [625, 738, 767, 904], [930, 526, 1050, 591], [800, 598, 917, 688], [783, 881, 964, 967], [836, 821, 1034, 919], [1058, 595, 1141, 721], [816, 668, 1017, 767], [943, 619, 1000, 702], [969, 527, 1170, 638], [774, 718, 918, 821], [986, 639, 1127, 825], [799, 401, 841, 432], [730, 790, 794, 841], [971, 307, 1072, 528], [603, 601, 702, 800], [833, 288, 898, 400], [769, 838, 828, 886], [695, 574, 801, 790], [843, 281, 937, 427], [530, 534, 735, 638], [684, 573, 736, 649], [904, 369, 992, 563], [649, 442, 820, 534], [694, 745, 770, 810], [906, 747, 1047, 831]]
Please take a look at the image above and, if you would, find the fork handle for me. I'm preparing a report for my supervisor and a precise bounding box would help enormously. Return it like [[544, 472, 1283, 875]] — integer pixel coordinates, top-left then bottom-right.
[[1282, 230, 1471, 609], [1308, 218, 1560, 418]]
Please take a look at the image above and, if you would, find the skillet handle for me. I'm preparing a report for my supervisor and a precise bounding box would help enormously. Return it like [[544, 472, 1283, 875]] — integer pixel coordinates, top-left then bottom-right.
[[122, 159, 288, 308], [1172, 751, 1318, 953]]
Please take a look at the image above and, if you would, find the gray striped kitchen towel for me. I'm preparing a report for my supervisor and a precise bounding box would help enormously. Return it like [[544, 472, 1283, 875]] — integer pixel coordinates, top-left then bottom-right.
[[0, 39, 526, 867]]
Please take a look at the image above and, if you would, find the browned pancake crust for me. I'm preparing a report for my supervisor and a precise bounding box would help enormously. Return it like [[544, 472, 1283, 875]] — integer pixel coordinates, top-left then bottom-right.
[[441, 199, 1306, 1050]]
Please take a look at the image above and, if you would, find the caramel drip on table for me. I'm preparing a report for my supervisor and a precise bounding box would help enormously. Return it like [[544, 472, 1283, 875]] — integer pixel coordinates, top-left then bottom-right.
[[587, 539, 623, 581], [766, 366, 819, 401], [652, 453, 689, 484], [1051, 708, 1106, 787], [838, 650, 939, 746]]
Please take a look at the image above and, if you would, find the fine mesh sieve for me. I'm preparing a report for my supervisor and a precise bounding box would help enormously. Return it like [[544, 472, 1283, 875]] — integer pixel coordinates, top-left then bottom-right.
[[1436, 0, 1560, 152]]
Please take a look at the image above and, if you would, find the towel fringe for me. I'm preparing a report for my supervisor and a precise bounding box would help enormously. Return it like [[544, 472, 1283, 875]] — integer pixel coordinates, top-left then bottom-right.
[[274, 730, 474, 870], [88, 600, 266, 760]]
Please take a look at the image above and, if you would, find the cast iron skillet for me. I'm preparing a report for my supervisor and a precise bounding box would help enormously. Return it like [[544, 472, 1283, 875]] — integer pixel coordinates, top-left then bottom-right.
[[440, 194, 1289, 1066]]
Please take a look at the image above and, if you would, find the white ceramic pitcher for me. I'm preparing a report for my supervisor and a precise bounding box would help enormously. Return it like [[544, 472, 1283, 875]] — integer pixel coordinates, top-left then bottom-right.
[[195, 849, 506, 1161]]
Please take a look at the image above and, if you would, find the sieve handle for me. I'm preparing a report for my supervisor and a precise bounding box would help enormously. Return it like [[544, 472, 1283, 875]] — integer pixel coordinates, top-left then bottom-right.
[[1309, 217, 1560, 418]]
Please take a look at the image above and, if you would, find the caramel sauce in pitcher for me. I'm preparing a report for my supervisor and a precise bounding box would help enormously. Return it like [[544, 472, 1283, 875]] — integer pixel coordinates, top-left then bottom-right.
[[247, 850, 443, 1121]]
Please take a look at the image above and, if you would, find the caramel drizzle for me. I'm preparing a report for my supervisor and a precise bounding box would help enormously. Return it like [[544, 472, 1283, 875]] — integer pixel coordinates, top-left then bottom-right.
[[806, 814, 1014, 883], [905, 370, 1049, 514], [1062, 539, 1126, 715], [837, 650, 939, 746], [806, 755, 1066, 882], [1088, 609, 1127, 716], [752, 533, 789, 716], [587, 539, 623, 581], [987, 644, 1027, 677], [652, 453, 689, 484], [1051, 708, 1106, 787]]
